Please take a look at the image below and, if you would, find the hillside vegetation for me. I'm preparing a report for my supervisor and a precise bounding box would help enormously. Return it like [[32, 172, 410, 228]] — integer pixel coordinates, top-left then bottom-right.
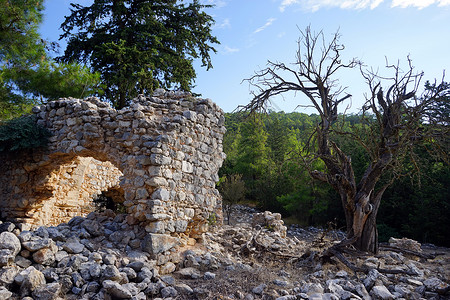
[[219, 111, 450, 247]]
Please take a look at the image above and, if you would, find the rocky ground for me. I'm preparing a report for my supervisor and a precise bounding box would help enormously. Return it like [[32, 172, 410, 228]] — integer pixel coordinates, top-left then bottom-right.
[[0, 205, 449, 300]]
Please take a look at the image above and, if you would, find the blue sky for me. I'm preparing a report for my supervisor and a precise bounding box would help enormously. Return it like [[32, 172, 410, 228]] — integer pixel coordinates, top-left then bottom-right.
[[41, 0, 450, 113]]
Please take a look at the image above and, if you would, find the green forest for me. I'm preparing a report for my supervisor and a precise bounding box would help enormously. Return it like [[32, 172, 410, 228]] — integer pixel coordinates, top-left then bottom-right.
[[219, 111, 450, 247]]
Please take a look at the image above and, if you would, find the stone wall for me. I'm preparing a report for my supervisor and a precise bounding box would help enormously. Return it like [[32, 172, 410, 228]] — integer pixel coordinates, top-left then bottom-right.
[[0, 90, 226, 240]]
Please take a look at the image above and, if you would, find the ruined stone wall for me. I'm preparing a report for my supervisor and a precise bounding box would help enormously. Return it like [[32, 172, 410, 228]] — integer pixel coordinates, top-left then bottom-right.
[[0, 90, 226, 239]]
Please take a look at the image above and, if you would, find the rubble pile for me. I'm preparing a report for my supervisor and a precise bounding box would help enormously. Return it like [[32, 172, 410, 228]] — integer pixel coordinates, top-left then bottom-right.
[[0, 207, 449, 300]]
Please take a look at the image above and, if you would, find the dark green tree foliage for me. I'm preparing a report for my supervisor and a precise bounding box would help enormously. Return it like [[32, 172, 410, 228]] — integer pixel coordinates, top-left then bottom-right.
[[0, 0, 102, 120], [0, 115, 51, 152], [0, 0, 45, 119], [0, 0, 45, 64], [60, 0, 219, 108], [222, 111, 334, 225]]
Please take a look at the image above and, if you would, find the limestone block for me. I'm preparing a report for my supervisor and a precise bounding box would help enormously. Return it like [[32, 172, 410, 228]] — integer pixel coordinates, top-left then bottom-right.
[[146, 177, 168, 187], [142, 233, 180, 257]]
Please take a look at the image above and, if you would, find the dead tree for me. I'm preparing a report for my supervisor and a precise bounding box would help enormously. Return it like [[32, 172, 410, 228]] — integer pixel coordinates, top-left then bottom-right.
[[243, 26, 449, 254]]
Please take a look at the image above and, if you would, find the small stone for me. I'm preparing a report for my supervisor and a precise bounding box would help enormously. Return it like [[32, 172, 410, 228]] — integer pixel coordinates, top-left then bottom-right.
[[0, 231, 21, 257], [161, 286, 178, 298], [103, 280, 132, 299], [18, 266, 46, 297], [273, 279, 290, 288], [370, 285, 395, 300], [160, 275, 176, 285], [22, 237, 53, 252], [302, 283, 324, 295], [0, 222, 15, 233], [423, 277, 449, 293], [176, 267, 201, 279], [204, 272, 216, 280], [86, 281, 101, 293], [32, 248, 55, 265], [363, 269, 381, 290], [160, 262, 176, 274], [137, 267, 154, 282], [121, 267, 137, 281], [0, 266, 19, 286], [127, 261, 144, 272], [252, 283, 267, 295], [0, 287, 12, 300], [175, 283, 194, 295], [103, 253, 117, 265], [336, 270, 348, 278], [103, 265, 122, 281], [32, 282, 61, 300], [62, 238, 85, 254]]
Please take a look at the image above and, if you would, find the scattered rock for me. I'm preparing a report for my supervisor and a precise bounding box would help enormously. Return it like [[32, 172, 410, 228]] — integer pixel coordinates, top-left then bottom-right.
[[0, 205, 448, 300], [370, 285, 395, 300]]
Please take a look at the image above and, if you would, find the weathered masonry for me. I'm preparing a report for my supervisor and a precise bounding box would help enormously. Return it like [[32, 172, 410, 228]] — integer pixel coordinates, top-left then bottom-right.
[[0, 90, 226, 240]]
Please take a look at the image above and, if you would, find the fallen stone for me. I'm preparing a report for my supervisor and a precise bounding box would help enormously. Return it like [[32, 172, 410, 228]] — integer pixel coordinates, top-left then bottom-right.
[[370, 285, 395, 300], [176, 267, 201, 279], [141, 233, 179, 258], [103, 265, 122, 281], [32, 248, 56, 265], [19, 266, 46, 297], [204, 271, 216, 280], [161, 286, 178, 298], [0, 232, 21, 264], [252, 283, 267, 295], [423, 277, 450, 294], [175, 283, 194, 294], [22, 237, 53, 252], [0, 286, 12, 300], [63, 238, 85, 254], [103, 280, 132, 299], [32, 282, 61, 300]]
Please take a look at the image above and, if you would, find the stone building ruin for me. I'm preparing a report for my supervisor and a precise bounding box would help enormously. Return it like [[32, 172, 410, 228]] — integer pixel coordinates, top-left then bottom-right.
[[0, 90, 226, 242]]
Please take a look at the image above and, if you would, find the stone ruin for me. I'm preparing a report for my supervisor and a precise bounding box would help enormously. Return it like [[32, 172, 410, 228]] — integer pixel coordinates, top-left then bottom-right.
[[0, 90, 226, 241]]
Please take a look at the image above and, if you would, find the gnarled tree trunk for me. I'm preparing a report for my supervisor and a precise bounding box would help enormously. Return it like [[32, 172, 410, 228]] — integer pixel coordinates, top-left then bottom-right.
[[244, 26, 449, 254]]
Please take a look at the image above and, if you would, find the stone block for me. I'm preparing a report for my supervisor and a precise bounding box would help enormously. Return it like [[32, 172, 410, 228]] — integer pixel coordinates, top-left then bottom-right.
[[142, 233, 179, 257]]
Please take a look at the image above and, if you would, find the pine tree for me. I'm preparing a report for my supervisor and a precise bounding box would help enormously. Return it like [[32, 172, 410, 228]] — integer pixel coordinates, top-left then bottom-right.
[[59, 0, 219, 108]]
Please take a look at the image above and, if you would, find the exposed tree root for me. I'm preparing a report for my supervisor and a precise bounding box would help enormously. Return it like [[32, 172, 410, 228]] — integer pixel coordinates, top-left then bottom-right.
[[324, 246, 418, 276], [239, 229, 435, 278], [379, 244, 440, 259]]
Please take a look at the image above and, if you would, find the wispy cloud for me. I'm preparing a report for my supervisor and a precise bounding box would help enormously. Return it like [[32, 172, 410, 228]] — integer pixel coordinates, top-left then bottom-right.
[[215, 18, 231, 29], [254, 18, 277, 34], [279, 0, 450, 11], [391, 0, 449, 9], [223, 46, 240, 54]]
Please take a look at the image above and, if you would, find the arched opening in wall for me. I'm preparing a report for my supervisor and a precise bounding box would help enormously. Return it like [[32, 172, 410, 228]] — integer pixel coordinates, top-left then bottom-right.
[[92, 189, 126, 214], [35, 155, 125, 227]]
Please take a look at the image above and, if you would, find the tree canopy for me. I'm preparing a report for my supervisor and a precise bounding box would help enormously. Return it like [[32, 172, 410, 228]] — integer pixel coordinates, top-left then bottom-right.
[[59, 0, 219, 109], [0, 0, 101, 120]]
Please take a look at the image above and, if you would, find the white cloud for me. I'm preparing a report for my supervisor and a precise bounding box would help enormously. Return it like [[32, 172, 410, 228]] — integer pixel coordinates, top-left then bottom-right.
[[279, 0, 450, 11], [254, 18, 277, 34], [391, 0, 447, 8], [223, 46, 240, 54], [215, 18, 231, 29], [280, 0, 300, 12]]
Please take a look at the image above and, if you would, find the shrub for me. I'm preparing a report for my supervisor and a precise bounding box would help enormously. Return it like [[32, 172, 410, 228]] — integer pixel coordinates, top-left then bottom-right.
[[217, 174, 245, 225], [0, 115, 51, 152]]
